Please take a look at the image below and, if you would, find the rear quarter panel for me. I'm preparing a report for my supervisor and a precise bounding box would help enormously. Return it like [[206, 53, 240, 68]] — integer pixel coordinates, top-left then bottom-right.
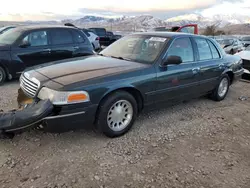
[[223, 54, 241, 71]]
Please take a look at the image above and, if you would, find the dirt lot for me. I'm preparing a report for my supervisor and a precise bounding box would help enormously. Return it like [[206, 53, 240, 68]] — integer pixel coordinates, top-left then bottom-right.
[[0, 80, 250, 188]]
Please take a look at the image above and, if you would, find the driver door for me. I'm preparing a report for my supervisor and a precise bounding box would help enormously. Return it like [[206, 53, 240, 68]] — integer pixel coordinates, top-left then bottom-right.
[[154, 37, 199, 103]]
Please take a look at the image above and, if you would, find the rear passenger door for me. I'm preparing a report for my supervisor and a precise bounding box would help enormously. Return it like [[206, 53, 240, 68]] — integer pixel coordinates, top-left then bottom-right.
[[71, 29, 94, 56], [49, 28, 75, 62], [192, 37, 224, 93]]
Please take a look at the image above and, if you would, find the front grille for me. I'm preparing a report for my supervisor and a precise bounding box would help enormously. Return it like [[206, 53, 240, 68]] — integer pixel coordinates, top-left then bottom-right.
[[242, 59, 250, 71], [20, 73, 40, 98]]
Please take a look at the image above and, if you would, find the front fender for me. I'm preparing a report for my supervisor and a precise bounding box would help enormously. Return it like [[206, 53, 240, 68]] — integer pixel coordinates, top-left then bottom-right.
[[99, 84, 144, 104]]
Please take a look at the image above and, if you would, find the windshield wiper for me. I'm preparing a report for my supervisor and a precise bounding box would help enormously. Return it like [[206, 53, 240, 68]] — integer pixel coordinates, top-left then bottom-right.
[[110, 56, 132, 61]]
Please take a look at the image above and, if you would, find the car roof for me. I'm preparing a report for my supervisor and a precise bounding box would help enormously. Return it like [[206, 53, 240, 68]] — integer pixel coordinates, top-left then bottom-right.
[[13, 25, 75, 32], [132, 32, 197, 38]]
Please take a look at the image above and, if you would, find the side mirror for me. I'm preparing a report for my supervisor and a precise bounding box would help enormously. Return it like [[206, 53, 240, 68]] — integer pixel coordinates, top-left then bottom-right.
[[162, 56, 182, 66], [19, 40, 31, 48]]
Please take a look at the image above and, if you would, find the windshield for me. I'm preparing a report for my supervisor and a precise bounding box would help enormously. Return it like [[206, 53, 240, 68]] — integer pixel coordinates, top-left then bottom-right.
[[0, 29, 22, 44], [0, 27, 7, 33], [100, 35, 167, 64], [0, 26, 15, 34], [221, 39, 234, 45], [242, 37, 250, 41]]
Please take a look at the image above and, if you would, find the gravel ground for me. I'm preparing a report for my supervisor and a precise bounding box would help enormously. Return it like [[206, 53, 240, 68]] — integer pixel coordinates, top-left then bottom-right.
[[0, 80, 250, 188]]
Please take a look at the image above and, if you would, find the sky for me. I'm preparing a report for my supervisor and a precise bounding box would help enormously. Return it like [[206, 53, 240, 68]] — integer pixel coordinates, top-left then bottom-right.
[[0, 0, 249, 21]]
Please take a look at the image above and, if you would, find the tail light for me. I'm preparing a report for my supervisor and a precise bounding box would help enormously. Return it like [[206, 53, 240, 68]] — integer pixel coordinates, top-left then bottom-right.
[[96, 37, 100, 41]]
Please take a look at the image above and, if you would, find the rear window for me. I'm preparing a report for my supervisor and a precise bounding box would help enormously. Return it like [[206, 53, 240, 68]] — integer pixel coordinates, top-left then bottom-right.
[[107, 32, 114, 36], [50, 29, 73, 45], [208, 40, 220, 59], [89, 28, 106, 36]]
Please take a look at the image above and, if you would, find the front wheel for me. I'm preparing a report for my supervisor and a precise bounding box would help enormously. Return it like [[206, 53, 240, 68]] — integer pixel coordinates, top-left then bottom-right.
[[96, 91, 138, 138], [230, 49, 234, 55], [210, 75, 230, 101]]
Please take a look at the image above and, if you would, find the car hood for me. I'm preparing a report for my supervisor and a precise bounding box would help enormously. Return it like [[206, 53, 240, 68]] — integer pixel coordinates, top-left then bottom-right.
[[33, 55, 149, 86], [0, 43, 10, 51], [235, 50, 250, 60]]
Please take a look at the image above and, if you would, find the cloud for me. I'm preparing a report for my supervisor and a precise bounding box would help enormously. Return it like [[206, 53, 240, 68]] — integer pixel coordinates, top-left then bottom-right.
[[0, 0, 249, 21], [201, 0, 250, 17]]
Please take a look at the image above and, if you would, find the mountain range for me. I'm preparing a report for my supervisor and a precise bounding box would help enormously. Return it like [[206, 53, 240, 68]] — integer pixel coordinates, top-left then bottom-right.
[[1, 13, 250, 34], [60, 13, 250, 31]]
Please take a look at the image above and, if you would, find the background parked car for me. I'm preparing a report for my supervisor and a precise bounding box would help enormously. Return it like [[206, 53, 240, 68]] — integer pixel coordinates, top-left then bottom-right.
[[241, 36, 250, 48], [81, 29, 100, 51], [216, 38, 244, 54], [153, 24, 198, 34], [0, 25, 94, 85], [106, 31, 122, 44], [88, 28, 110, 47], [235, 46, 250, 80], [0, 26, 16, 35], [88, 28, 122, 47]]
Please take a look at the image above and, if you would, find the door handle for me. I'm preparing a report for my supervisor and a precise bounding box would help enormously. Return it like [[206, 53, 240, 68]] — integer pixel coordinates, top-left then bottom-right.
[[73, 46, 79, 50], [192, 67, 200, 74], [42, 48, 51, 53]]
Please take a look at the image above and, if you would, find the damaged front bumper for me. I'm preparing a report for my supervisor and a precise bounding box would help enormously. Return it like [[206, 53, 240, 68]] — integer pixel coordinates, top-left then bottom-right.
[[0, 98, 98, 135], [0, 100, 53, 133]]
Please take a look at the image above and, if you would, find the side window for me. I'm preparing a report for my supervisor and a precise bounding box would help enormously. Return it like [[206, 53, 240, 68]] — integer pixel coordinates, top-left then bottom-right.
[[167, 37, 194, 63], [194, 38, 212, 60], [72, 30, 85, 43], [207, 40, 220, 59], [50, 29, 73, 45], [22, 31, 48, 47], [82, 30, 91, 37], [179, 26, 195, 34]]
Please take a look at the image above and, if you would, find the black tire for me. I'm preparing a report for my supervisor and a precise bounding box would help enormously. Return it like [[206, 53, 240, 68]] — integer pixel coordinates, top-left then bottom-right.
[[230, 49, 234, 55], [96, 91, 138, 138], [92, 43, 96, 51], [210, 75, 230, 101], [0, 66, 6, 86]]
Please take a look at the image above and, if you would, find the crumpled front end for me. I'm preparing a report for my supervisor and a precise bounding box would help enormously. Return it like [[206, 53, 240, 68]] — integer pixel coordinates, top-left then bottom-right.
[[0, 99, 53, 134]]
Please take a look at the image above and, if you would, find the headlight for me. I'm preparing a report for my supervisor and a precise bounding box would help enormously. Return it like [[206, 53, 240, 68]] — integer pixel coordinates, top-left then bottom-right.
[[37, 87, 90, 105]]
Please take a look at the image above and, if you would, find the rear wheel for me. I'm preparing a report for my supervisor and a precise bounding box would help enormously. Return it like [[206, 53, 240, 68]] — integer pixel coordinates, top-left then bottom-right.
[[0, 66, 6, 86], [92, 43, 96, 50], [210, 75, 230, 101], [96, 91, 138, 138]]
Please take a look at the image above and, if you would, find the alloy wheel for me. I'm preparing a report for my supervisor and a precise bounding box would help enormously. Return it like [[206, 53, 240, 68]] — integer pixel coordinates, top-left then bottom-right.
[[107, 100, 133, 132], [218, 77, 229, 97]]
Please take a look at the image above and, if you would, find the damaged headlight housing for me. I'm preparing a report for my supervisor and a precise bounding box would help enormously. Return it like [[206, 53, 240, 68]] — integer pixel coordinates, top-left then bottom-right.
[[37, 87, 90, 105]]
